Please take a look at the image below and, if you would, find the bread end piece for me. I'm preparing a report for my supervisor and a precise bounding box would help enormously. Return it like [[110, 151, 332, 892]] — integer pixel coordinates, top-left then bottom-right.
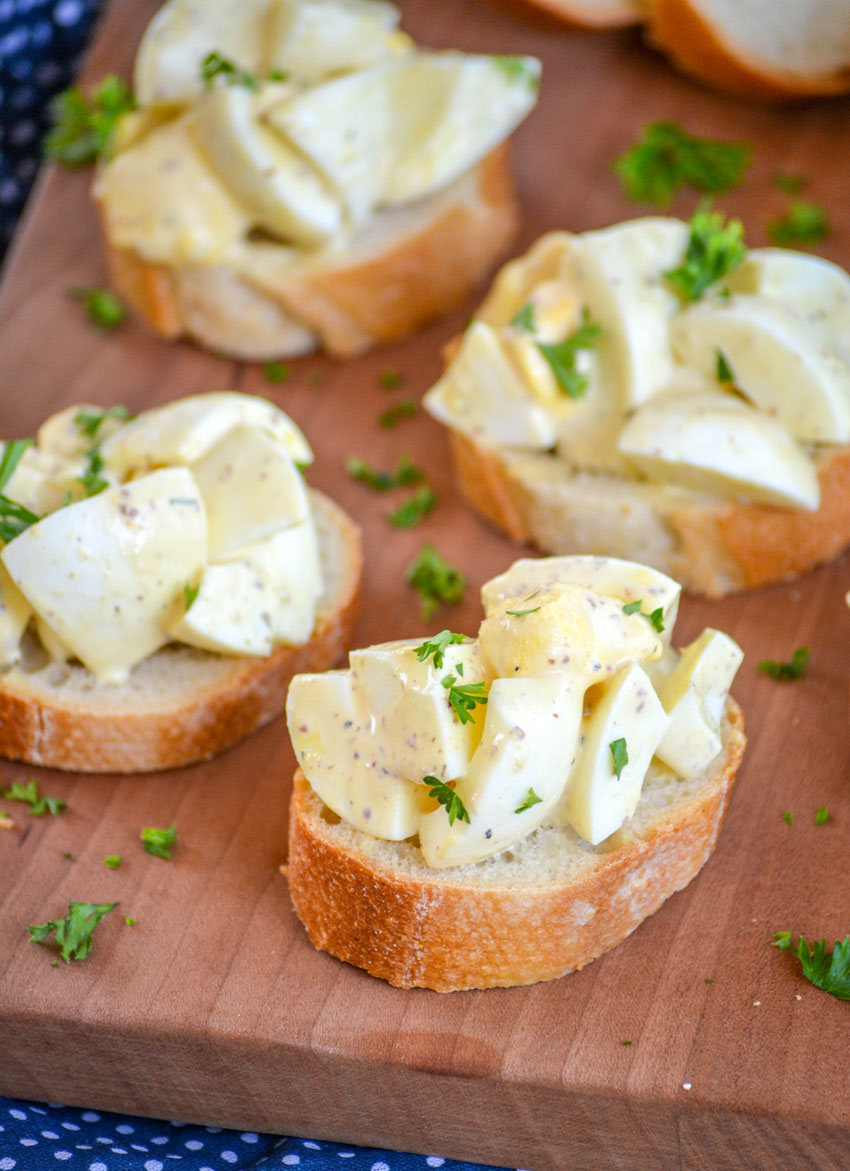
[[286, 699, 745, 992]]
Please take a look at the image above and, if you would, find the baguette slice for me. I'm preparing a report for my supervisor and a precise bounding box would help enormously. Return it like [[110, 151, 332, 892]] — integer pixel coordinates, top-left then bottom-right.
[[646, 0, 850, 99], [286, 698, 745, 991], [0, 492, 361, 774], [447, 432, 850, 598], [517, 0, 645, 27], [100, 147, 519, 361]]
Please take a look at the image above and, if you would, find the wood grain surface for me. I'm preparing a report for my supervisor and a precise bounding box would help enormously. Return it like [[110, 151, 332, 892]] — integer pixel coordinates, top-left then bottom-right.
[[1, 2, 850, 1168]]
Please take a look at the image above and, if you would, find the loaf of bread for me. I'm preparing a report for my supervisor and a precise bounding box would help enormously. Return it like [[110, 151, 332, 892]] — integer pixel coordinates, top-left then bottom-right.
[[285, 555, 746, 990], [94, 0, 540, 359], [425, 216, 850, 597]]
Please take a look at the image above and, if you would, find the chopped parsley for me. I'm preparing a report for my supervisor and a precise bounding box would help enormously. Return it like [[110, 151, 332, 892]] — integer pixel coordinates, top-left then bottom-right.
[[3, 778, 67, 817], [510, 302, 536, 333], [782, 810, 793, 827], [378, 369, 403, 390], [406, 544, 466, 619], [44, 75, 134, 167], [200, 51, 258, 90], [414, 630, 465, 670], [758, 646, 809, 681], [768, 200, 831, 248], [716, 348, 736, 384], [441, 675, 488, 725], [346, 453, 424, 492], [77, 446, 109, 498], [74, 404, 130, 440], [424, 776, 470, 826], [505, 607, 541, 617], [614, 122, 752, 207], [665, 207, 746, 302], [388, 486, 437, 528], [67, 285, 127, 331], [0, 439, 41, 542], [814, 807, 832, 826], [104, 855, 122, 869], [379, 399, 417, 428], [29, 901, 118, 962], [183, 581, 200, 611], [515, 787, 543, 814], [262, 360, 290, 384], [493, 55, 539, 91], [773, 932, 850, 1000], [537, 307, 601, 398], [622, 599, 664, 633], [610, 738, 628, 780], [124, 917, 136, 926], [140, 823, 178, 860], [773, 172, 806, 195]]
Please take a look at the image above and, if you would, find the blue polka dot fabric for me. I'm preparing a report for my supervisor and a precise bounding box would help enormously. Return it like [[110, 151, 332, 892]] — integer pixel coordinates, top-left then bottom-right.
[[0, 1099, 521, 1170], [0, 0, 103, 258]]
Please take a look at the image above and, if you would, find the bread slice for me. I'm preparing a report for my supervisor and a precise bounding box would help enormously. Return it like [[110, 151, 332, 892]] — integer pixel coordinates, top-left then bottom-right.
[[0, 492, 361, 774], [646, 0, 850, 99], [100, 147, 519, 361], [446, 432, 850, 598], [285, 697, 745, 991]]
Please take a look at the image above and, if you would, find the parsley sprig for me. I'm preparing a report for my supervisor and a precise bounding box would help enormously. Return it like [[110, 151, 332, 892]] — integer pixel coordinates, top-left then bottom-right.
[[141, 823, 178, 860], [414, 630, 465, 670], [622, 599, 665, 633], [379, 399, 417, 429], [758, 646, 809, 681], [388, 486, 437, 528], [29, 901, 118, 962], [347, 454, 424, 492], [441, 675, 488, 725], [0, 439, 40, 543], [406, 545, 466, 619], [74, 405, 131, 440], [665, 207, 746, 302], [424, 777, 470, 825], [537, 307, 601, 398], [515, 787, 542, 814], [3, 778, 67, 817], [67, 286, 127, 331], [614, 122, 752, 208], [773, 932, 850, 1000], [768, 200, 831, 248], [610, 738, 628, 780], [200, 51, 259, 90], [44, 75, 134, 167]]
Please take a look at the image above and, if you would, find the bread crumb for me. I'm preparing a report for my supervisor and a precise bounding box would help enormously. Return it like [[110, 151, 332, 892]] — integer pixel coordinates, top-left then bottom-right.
[[682, 1083, 692, 1091], [795, 994, 802, 1001], [753, 1000, 761, 1006], [0, 816, 14, 830]]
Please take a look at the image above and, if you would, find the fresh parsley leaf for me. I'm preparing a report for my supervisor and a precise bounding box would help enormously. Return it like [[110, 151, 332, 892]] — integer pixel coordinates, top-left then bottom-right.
[[772, 932, 850, 1000], [610, 737, 628, 780], [622, 599, 664, 633], [414, 630, 465, 671], [782, 810, 793, 826], [183, 581, 200, 611], [67, 285, 127, 330], [124, 916, 136, 926], [346, 454, 425, 492], [814, 806, 832, 826], [3, 778, 67, 817], [0, 440, 39, 541], [200, 51, 258, 90], [406, 544, 466, 619], [44, 75, 134, 167], [77, 446, 109, 498], [0, 439, 32, 493], [74, 405, 130, 440], [29, 901, 118, 962], [424, 776, 470, 826], [104, 855, 122, 869], [140, 823, 177, 860], [505, 607, 541, 617], [621, 1040, 634, 1046], [262, 360, 290, 384], [510, 301, 536, 333], [441, 675, 488, 725], [515, 787, 543, 813], [493, 55, 539, 91], [665, 207, 746, 302], [758, 646, 809, 681], [379, 399, 417, 429], [378, 370, 403, 390], [388, 486, 437, 528], [537, 306, 601, 398], [768, 200, 831, 248], [716, 348, 736, 384], [614, 122, 752, 208]]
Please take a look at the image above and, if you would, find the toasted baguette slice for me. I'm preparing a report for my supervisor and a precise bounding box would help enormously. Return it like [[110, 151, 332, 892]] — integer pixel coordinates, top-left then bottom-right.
[[0, 492, 361, 774], [101, 147, 519, 361], [285, 698, 745, 991], [646, 0, 850, 99], [517, 0, 645, 27], [447, 432, 850, 598]]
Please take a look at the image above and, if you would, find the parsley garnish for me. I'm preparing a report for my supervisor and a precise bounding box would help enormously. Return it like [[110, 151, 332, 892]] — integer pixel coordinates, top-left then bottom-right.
[[141, 823, 177, 860], [768, 200, 831, 248], [505, 607, 541, 617], [782, 810, 793, 826], [125, 917, 136, 926], [406, 544, 466, 619], [773, 932, 850, 1000], [44, 75, 134, 167], [441, 675, 488, 725], [77, 446, 109, 498], [515, 787, 543, 813], [610, 738, 628, 780], [814, 807, 832, 826], [378, 370, 403, 390], [0, 439, 41, 542], [200, 51, 258, 90], [614, 122, 752, 207], [758, 646, 809, 681], [67, 285, 127, 330], [29, 901, 118, 962], [493, 55, 539, 91], [622, 599, 664, 633], [262, 360, 290, 384], [379, 399, 417, 428], [537, 307, 601, 398], [346, 454, 424, 492], [716, 349, 736, 384], [388, 486, 437, 528], [183, 581, 200, 611], [424, 776, 470, 826], [3, 778, 67, 817], [104, 855, 122, 869], [74, 405, 130, 440], [665, 207, 746, 302], [773, 172, 806, 195], [414, 630, 465, 671], [510, 302, 536, 333]]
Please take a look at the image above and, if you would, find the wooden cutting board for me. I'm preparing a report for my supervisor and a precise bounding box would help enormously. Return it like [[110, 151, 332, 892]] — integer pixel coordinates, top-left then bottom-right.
[[1, 2, 849, 1167]]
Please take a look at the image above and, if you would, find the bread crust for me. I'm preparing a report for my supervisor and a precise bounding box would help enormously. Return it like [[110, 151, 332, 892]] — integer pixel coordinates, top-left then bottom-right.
[[447, 432, 850, 597], [285, 700, 745, 991], [514, 0, 645, 28], [100, 148, 520, 360], [646, 0, 850, 99], [0, 492, 362, 773]]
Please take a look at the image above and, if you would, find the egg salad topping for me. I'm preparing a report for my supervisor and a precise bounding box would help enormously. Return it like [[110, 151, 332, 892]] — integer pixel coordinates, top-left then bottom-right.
[[96, 0, 540, 267], [0, 393, 322, 684], [425, 214, 850, 511], [287, 556, 743, 867]]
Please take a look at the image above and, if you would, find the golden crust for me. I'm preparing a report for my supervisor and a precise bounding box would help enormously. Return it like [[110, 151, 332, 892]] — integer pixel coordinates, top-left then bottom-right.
[[285, 700, 745, 992], [646, 0, 850, 99], [516, 0, 645, 27], [0, 494, 362, 773]]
